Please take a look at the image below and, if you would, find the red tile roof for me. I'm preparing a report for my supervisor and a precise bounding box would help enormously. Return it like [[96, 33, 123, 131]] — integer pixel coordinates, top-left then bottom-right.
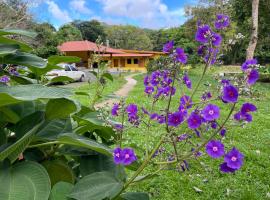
[[102, 53, 153, 57], [58, 41, 124, 54]]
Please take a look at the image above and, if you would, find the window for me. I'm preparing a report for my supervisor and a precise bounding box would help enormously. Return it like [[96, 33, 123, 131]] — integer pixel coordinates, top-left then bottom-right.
[[127, 59, 132, 64], [134, 58, 138, 64], [65, 65, 71, 71], [70, 66, 78, 71]]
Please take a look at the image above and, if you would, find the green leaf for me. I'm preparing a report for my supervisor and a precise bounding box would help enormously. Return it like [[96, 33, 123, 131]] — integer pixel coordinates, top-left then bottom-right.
[[48, 56, 80, 65], [102, 72, 113, 81], [0, 44, 19, 56], [132, 173, 159, 184], [0, 29, 37, 38], [79, 153, 126, 182], [0, 161, 51, 200], [49, 182, 73, 200], [0, 129, 7, 146], [30, 63, 62, 76], [48, 76, 75, 84], [0, 123, 42, 163], [0, 84, 74, 107], [89, 71, 98, 77], [10, 75, 35, 84], [57, 133, 112, 156], [75, 91, 90, 97], [2, 52, 46, 68], [37, 118, 72, 140], [0, 107, 20, 123], [69, 172, 123, 200], [0, 36, 32, 52], [42, 159, 75, 186], [46, 98, 80, 120], [120, 192, 149, 200]]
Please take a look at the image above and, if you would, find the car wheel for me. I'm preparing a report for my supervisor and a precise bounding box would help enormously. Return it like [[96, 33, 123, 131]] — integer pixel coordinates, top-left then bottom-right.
[[79, 75, 85, 82]]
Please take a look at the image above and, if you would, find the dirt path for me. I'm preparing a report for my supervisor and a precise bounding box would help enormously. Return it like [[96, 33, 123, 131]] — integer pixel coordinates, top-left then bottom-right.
[[95, 73, 140, 108]]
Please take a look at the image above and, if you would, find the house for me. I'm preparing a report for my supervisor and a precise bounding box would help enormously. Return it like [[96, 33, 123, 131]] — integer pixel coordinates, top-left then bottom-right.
[[58, 41, 165, 71]]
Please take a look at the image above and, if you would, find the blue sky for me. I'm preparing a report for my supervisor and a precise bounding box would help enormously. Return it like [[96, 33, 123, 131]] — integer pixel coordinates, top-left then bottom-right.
[[29, 0, 198, 29]]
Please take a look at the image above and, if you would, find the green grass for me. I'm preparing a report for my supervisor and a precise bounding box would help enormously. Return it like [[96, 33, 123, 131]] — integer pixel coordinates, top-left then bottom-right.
[[120, 67, 270, 200], [73, 74, 127, 106]]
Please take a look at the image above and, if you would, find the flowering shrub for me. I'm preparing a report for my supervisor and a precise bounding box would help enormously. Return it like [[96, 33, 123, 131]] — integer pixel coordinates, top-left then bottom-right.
[[108, 14, 259, 199]]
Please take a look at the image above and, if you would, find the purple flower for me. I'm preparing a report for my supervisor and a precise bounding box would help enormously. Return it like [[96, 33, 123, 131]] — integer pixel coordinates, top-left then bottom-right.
[[211, 121, 218, 129], [247, 69, 259, 85], [162, 86, 176, 97], [126, 104, 138, 116], [9, 68, 19, 76], [195, 25, 212, 43], [183, 73, 192, 89], [206, 140, 225, 158], [220, 128, 226, 137], [221, 79, 230, 86], [128, 114, 140, 126], [113, 147, 137, 165], [175, 48, 187, 64], [157, 115, 166, 124], [113, 147, 123, 164], [163, 40, 174, 53], [180, 95, 192, 109], [168, 112, 184, 127], [206, 92, 212, 99], [178, 105, 188, 117], [187, 112, 202, 129], [114, 124, 123, 131], [144, 75, 150, 86], [215, 14, 230, 29], [0, 75, 10, 83], [111, 104, 120, 116], [150, 113, 159, 120], [177, 133, 189, 142], [145, 86, 154, 94], [197, 45, 207, 56], [220, 162, 237, 173], [234, 112, 253, 122], [150, 71, 161, 86], [222, 85, 239, 103], [241, 59, 257, 71], [224, 147, 244, 169], [202, 104, 220, 121], [204, 48, 219, 65], [141, 107, 149, 115], [241, 103, 257, 114], [211, 33, 222, 46], [122, 148, 137, 165]]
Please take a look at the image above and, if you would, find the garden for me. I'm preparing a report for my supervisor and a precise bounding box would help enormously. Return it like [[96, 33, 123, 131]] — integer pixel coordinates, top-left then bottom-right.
[[0, 0, 270, 200]]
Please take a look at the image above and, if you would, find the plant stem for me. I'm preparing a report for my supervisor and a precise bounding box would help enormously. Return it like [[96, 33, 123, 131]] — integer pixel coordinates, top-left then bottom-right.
[[28, 141, 60, 148]]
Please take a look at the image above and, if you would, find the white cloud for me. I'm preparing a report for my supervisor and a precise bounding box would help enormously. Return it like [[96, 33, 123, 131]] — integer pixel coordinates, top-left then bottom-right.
[[69, 0, 92, 15], [46, 0, 72, 23], [96, 0, 186, 28]]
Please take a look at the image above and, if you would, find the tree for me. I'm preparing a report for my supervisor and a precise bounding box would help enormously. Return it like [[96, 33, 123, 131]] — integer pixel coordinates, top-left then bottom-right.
[[56, 24, 83, 45], [72, 20, 106, 42], [246, 0, 259, 60], [105, 25, 153, 50]]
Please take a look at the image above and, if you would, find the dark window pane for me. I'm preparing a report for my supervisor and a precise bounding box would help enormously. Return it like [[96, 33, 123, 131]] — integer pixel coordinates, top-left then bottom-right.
[[134, 59, 138, 64], [65, 65, 71, 71], [127, 59, 132, 64]]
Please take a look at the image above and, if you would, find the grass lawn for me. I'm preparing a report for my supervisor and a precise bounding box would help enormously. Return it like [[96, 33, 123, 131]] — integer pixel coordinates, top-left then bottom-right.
[[120, 67, 270, 200], [73, 74, 127, 106]]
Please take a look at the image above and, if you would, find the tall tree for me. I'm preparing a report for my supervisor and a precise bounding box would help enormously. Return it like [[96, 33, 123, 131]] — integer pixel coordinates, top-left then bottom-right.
[[56, 24, 83, 45], [246, 0, 259, 59], [72, 20, 106, 42]]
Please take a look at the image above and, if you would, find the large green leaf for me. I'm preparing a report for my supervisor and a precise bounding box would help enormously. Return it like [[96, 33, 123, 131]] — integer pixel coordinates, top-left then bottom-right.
[[0, 84, 74, 107], [102, 72, 114, 81], [0, 123, 42, 163], [49, 182, 73, 200], [37, 118, 72, 140], [0, 161, 51, 200], [0, 36, 32, 52], [69, 171, 123, 200], [46, 98, 80, 120], [30, 63, 62, 76], [48, 56, 80, 65], [0, 43, 19, 56], [79, 153, 126, 182], [42, 159, 75, 186], [2, 52, 46, 68], [48, 76, 74, 84], [0, 29, 37, 38], [120, 192, 149, 200], [57, 133, 112, 156], [0, 107, 20, 123]]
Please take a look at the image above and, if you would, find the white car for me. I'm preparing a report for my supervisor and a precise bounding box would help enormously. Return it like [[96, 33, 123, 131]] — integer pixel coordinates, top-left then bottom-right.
[[47, 64, 86, 82]]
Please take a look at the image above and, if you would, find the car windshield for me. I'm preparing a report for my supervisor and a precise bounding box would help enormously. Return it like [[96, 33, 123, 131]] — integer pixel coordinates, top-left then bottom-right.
[[65, 65, 71, 71]]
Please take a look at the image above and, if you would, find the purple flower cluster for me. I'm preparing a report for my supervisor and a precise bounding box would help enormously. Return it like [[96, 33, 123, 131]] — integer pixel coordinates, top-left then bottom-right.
[[113, 147, 137, 165], [241, 59, 259, 85], [126, 104, 140, 126], [195, 25, 222, 47], [215, 14, 230, 29], [144, 70, 176, 98], [182, 73, 192, 89], [222, 84, 239, 103], [175, 48, 188, 64], [0, 75, 10, 84], [111, 103, 120, 116], [206, 140, 244, 173], [234, 102, 257, 123], [163, 40, 174, 53]]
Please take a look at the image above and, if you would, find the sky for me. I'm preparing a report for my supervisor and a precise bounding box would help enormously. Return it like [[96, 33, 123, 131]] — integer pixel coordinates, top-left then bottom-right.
[[29, 0, 198, 29]]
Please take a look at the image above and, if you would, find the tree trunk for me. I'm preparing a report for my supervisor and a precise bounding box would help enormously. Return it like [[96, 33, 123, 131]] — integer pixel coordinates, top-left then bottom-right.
[[246, 0, 259, 60]]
